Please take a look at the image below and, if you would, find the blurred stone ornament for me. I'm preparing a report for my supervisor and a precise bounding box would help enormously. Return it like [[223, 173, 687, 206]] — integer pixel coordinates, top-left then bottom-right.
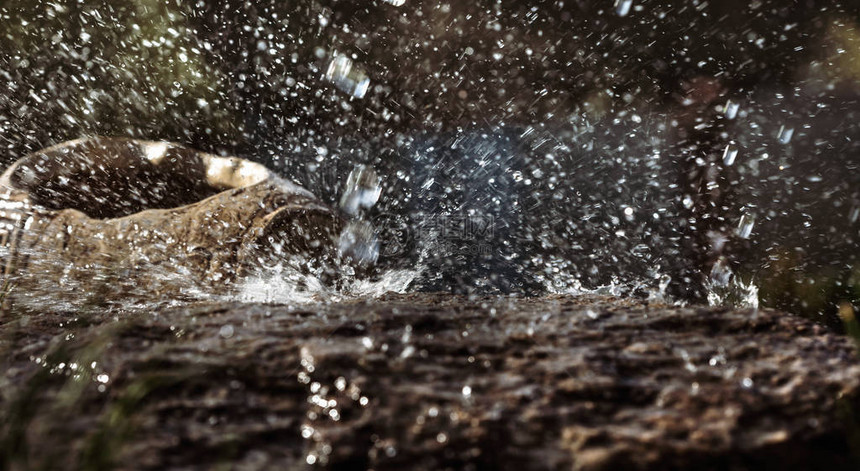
[[0, 137, 341, 304]]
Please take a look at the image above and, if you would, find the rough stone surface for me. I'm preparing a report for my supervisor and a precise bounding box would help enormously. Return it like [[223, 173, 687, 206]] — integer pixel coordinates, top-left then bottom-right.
[[1, 293, 859, 470], [0, 137, 342, 304]]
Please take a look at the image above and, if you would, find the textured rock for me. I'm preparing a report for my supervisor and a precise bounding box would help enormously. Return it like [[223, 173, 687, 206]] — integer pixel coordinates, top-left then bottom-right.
[[1, 294, 858, 470], [0, 137, 341, 305]]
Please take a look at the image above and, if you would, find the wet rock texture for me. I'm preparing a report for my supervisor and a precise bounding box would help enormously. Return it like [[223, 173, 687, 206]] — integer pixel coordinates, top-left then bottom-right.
[[2, 294, 859, 470]]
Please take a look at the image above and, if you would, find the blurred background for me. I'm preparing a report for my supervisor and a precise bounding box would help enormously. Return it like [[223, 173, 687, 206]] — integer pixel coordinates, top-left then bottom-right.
[[1, 0, 859, 326]]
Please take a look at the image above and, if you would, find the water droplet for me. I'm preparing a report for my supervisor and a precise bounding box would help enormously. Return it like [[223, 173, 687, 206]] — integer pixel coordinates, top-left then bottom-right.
[[777, 125, 794, 144], [339, 165, 381, 216], [682, 195, 694, 209], [219, 324, 234, 339], [623, 206, 635, 221], [325, 53, 370, 98], [724, 100, 740, 119], [722, 144, 739, 166], [737, 213, 755, 239], [401, 345, 416, 358], [615, 0, 633, 17]]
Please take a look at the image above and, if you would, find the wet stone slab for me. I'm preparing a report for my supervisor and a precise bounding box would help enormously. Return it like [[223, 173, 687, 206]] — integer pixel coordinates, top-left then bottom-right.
[[1, 294, 859, 470]]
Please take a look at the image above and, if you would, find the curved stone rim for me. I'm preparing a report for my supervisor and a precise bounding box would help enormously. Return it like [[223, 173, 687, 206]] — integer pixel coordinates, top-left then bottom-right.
[[0, 136, 319, 222], [0, 137, 343, 303]]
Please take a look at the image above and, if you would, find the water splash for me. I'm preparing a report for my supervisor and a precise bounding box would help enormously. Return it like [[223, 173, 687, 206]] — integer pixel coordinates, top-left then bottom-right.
[[0, 0, 857, 323], [706, 258, 759, 309], [707, 278, 760, 310], [236, 267, 417, 304]]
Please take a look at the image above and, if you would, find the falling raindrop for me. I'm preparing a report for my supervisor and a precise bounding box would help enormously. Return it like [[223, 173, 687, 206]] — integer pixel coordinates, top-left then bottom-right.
[[777, 125, 795, 144], [615, 0, 633, 17], [623, 206, 635, 221], [722, 144, 739, 166], [339, 164, 381, 216], [325, 53, 370, 99], [338, 220, 380, 265], [737, 213, 755, 239], [724, 100, 740, 119], [336, 164, 382, 266]]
